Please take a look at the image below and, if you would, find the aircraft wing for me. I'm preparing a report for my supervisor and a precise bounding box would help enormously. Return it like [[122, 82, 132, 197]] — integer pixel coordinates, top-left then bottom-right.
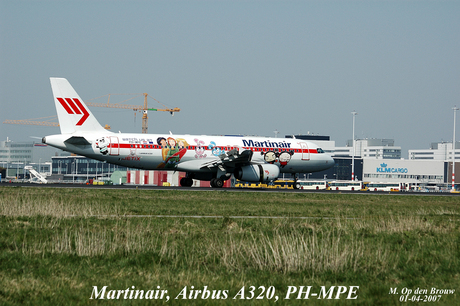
[[200, 149, 254, 171], [175, 149, 254, 172]]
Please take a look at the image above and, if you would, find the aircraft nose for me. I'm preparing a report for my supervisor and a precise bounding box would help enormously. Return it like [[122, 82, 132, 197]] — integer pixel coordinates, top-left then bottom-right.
[[329, 155, 335, 166], [325, 155, 335, 168]]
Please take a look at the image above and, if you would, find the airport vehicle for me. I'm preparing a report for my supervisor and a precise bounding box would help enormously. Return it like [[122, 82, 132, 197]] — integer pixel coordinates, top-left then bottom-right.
[[366, 182, 405, 192], [234, 179, 295, 189], [405, 183, 446, 192], [24, 166, 48, 184], [328, 180, 363, 191], [272, 179, 295, 189], [295, 180, 327, 190], [42, 78, 335, 188]]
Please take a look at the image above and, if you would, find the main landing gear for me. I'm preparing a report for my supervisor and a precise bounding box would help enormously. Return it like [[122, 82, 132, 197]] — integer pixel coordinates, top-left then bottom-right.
[[180, 177, 225, 188], [180, 177, 193, 187], [210, 178, 224, 188]]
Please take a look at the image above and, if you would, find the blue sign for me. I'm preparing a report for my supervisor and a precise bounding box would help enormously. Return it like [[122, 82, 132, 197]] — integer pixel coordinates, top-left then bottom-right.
[[376, 163, 408, 173]]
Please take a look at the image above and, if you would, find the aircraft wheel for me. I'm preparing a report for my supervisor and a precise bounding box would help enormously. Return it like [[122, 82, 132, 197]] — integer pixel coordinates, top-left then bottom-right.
[[180, 177, 193, 187], [211, 178, 224, 188], [215, 178, 224, 188]]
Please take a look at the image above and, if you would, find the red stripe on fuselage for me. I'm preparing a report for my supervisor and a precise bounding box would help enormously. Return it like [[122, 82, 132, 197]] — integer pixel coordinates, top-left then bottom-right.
[[108, 143, 318, 154]]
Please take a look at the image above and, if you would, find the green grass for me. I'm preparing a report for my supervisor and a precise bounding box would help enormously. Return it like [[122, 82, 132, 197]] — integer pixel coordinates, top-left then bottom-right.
[[0, 187, 459, 305]]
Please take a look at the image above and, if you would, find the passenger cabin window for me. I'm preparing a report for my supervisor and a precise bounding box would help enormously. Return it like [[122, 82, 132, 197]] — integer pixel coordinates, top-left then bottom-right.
[[317, 148, 324, 153]]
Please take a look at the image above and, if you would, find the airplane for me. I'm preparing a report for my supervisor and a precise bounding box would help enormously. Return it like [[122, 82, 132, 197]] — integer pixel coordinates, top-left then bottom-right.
[[42, 78, 335, 188]]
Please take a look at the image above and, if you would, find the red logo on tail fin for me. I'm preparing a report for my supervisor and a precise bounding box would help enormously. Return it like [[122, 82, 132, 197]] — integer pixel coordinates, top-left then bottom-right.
[[65, 98, 81, 115], [57, 97, 90, 126]]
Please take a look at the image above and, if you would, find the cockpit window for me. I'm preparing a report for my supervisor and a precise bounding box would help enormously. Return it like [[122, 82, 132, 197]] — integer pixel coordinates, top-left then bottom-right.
[[317, 148, 325, 153]]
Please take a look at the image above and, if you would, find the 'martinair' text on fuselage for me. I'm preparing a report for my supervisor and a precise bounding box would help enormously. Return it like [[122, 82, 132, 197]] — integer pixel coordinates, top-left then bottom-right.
[[242, 139, 292, 149]]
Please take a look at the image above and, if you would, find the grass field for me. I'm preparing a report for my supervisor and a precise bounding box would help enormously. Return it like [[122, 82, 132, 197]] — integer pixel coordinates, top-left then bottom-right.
[[0, 186, 459, 305]]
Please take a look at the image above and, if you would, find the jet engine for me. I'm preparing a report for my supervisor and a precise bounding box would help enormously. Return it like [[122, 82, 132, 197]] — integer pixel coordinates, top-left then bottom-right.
[[235, 164, 280, 182]]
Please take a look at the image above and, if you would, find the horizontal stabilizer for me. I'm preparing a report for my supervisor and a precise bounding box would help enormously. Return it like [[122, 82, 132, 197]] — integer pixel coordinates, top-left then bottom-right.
[[64, 136, 91, 146]]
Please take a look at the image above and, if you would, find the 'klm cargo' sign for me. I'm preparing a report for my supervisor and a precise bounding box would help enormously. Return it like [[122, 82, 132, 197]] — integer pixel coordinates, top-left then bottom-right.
[[376, 163, 408, 173]]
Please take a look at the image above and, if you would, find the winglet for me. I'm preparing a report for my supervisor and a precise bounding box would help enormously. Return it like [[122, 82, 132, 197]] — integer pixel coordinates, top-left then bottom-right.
[[50, 78, 105, 134]]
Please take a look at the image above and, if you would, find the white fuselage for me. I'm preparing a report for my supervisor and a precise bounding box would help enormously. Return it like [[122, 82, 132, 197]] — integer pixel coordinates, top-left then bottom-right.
[[44, 77, 335, 187], [43, 131, 334, 174]]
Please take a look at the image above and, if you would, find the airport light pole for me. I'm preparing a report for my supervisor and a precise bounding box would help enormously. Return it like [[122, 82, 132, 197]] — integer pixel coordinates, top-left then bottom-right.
[[452, 106, 459, 192], [351, 111, 358, 181]]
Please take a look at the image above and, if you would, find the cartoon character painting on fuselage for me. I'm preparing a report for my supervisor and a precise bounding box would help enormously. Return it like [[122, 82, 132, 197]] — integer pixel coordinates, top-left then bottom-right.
[[156, 137, 189, 168], [109, 135, 298, 169]]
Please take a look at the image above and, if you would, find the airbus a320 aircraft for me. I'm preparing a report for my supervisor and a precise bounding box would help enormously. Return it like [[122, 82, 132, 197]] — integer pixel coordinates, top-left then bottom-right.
[[42, 78, 335, 188]]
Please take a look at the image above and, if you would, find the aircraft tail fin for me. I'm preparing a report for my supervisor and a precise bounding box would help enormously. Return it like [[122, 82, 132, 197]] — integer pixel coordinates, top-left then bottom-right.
[[50, 78, 105, 134]]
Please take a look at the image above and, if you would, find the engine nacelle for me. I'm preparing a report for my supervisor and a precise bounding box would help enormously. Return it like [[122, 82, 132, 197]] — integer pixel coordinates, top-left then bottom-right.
[[235, 164, 280, 182]]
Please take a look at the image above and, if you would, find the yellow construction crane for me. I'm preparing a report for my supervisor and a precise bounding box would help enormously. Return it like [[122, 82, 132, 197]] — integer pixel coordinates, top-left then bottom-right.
[[3, 116, 111, 130], [3, 116, 60, 127], [84, 93, 180, 134], [3, 93, 179, 134]]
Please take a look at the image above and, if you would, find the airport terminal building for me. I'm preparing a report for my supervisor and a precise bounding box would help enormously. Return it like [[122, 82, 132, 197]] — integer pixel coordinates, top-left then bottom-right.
[[302, 136, 459, 188], [362, 159, 446, 184], [409, 141, 460, 161]]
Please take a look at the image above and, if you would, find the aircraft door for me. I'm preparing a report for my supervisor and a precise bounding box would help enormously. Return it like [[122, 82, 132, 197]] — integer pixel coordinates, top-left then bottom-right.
[[109, 136, 119, 156], [299, 142, 310, 161]]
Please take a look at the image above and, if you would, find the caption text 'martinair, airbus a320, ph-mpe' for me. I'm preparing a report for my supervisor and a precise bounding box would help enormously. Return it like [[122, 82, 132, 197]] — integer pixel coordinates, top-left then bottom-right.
[[42, 78, 334, 187]]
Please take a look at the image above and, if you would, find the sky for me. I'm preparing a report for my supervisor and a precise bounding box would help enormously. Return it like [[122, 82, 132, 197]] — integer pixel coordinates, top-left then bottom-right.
[[1, 0, 459, 158]]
